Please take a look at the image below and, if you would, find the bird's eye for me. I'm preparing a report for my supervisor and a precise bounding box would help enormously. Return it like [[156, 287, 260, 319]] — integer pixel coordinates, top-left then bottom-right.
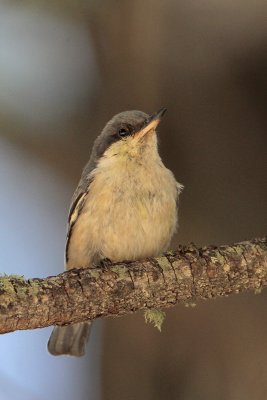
[[144, 117, 150, 125], [118, 127, 130, 138]]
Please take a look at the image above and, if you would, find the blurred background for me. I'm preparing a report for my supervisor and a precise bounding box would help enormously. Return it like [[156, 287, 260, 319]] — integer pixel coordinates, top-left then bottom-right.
[[0, 0, 266, 399]]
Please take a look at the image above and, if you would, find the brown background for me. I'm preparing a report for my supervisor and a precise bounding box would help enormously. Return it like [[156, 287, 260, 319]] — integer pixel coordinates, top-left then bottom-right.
[[0, 1, 266, 399]]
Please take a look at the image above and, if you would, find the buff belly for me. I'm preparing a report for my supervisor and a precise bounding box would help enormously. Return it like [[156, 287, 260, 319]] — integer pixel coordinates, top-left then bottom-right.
[[67, 159, 179, 268]]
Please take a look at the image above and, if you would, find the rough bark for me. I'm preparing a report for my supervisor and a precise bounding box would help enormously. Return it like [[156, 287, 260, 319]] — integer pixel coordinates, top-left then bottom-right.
[[0, 237, 266, 334]]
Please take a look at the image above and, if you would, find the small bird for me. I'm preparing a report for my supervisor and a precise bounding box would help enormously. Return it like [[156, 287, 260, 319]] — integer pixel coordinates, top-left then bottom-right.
[[48, 108, 183, 356]]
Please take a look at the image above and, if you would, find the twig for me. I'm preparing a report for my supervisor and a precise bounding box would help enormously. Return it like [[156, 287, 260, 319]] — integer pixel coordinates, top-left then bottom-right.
[[0, 237, 266, 334]]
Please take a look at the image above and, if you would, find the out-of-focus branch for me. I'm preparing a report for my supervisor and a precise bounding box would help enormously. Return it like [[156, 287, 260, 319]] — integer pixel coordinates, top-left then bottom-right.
[[0, 238, 266, 334]]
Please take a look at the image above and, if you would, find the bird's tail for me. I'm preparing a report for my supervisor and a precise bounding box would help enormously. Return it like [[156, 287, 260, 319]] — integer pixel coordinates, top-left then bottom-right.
[[47, 321, 91, 356]]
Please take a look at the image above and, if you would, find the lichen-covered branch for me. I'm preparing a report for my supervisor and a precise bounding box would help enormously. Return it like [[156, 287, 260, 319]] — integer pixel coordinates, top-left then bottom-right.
[[0, 237, 266, 334]]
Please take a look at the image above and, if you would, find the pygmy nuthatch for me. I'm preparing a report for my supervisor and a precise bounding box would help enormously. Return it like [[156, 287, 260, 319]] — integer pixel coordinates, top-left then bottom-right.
[[48, 108, 183, 356]]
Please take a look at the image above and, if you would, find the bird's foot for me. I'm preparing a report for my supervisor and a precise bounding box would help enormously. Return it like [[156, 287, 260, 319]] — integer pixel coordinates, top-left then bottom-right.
[[99, 258, 113, 269]]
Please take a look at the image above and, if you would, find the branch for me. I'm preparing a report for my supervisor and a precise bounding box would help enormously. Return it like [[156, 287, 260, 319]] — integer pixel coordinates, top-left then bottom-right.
[[0, 238, 266, 334]]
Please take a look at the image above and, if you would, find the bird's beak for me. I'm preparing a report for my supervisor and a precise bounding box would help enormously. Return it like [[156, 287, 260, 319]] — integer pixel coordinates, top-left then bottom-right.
[[134, 107, 167, 140]]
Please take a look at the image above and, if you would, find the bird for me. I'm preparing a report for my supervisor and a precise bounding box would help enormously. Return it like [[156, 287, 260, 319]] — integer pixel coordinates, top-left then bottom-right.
[[47, 108, 183, 356]]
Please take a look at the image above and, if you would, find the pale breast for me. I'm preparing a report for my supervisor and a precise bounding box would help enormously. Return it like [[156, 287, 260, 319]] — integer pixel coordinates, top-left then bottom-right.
[[67, 157, 180, 268]]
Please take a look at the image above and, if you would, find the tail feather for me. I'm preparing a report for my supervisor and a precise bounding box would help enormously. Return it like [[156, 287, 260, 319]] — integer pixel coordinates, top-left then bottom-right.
[[47, 322, 91, 356]]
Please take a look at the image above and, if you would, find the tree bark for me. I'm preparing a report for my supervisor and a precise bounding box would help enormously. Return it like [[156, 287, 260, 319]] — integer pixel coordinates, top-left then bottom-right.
[[0, 237, 266, 334]]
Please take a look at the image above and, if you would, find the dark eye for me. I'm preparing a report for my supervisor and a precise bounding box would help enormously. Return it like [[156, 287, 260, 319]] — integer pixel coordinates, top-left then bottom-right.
[[118, 127, 130, 138], [144, 117, 150, 125]]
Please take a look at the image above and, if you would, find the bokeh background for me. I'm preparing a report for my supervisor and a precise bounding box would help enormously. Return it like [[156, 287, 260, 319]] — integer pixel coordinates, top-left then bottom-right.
[[0, 1, 266, 399]]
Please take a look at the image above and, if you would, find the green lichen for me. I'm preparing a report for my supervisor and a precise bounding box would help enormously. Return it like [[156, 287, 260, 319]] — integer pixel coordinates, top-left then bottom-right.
[[144, 308, 166, 332], [27, 279, 40, 296], [8, 274, 25, 281], [0, 275, 37, 298], [111, 265, 129, 280], [156, 256, 171, 271], [11, 275, 28, 298], [89, 269, 100, 279], [0, 276, 16, 294]]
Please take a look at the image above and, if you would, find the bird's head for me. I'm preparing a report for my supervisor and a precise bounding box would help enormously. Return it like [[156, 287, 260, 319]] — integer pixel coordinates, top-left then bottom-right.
[[92, 108, 167, 164]]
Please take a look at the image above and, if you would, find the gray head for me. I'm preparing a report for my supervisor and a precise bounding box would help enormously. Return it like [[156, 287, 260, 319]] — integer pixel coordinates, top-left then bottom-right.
[[91, 108, 167, 163]]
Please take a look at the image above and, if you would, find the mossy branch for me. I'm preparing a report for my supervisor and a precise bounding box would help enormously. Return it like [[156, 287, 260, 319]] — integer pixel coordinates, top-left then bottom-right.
[[0, 237, 266, 334]]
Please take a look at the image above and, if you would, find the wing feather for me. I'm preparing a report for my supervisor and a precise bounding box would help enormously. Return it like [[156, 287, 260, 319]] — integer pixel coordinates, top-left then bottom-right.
[[64, 155, 96, 265], [65, 191, 88, 264]]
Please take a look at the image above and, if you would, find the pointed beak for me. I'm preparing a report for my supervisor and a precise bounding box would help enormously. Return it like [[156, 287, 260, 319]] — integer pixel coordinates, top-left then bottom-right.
[[134, 107, 167, 140]]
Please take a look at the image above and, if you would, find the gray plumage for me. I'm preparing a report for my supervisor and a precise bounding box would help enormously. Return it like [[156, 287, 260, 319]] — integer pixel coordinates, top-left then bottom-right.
[[48, 322, 91, 357], [47, 109, 183, 356], [71, 110, 149, 206]]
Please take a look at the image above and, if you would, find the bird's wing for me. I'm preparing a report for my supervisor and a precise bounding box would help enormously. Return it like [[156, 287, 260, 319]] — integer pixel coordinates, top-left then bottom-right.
[[65, 190, 88, 265], [65, 157, 96, 266]]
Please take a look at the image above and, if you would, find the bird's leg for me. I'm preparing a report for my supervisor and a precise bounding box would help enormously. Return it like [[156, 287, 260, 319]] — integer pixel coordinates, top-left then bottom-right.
[[99, 258, 113, 269]]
